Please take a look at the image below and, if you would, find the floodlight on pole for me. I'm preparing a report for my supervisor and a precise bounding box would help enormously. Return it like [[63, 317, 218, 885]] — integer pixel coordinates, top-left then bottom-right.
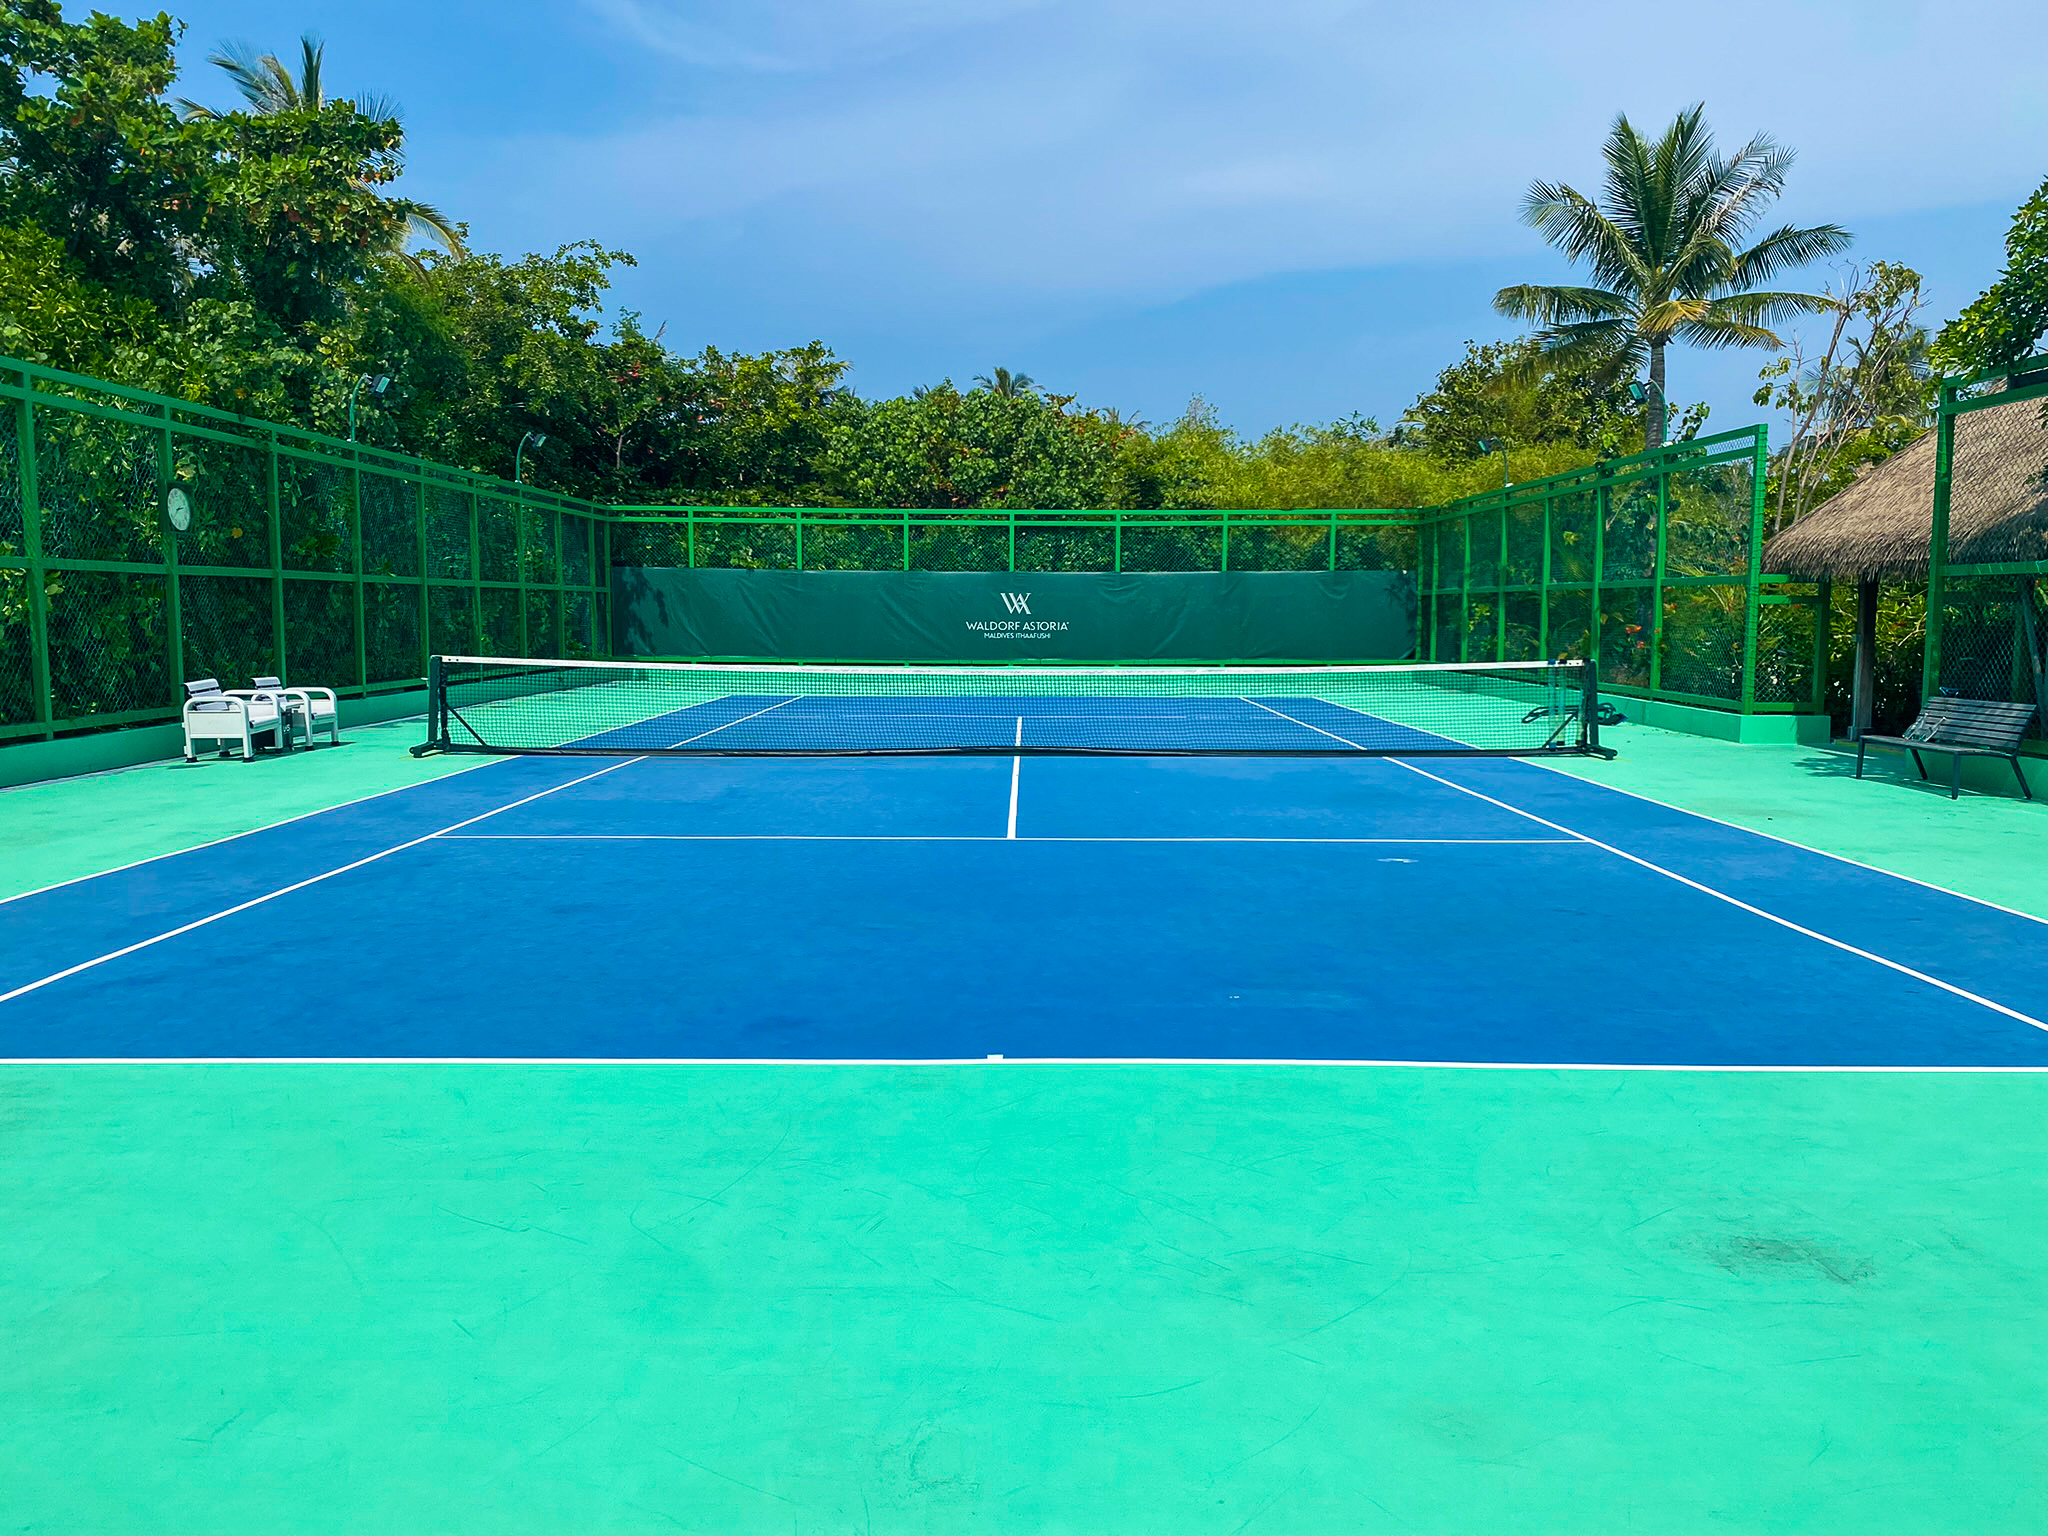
[[515, 430, 548, 487], [346, 371, 391, 442], [1476, 437, 1510, 492]]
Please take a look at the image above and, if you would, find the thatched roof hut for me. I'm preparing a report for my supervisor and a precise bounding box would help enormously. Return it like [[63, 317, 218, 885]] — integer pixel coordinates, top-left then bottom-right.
[[1763, 394, 2048, 580]]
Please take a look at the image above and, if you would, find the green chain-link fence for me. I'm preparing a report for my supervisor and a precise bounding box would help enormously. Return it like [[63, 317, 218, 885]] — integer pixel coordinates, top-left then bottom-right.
[[1415, 426, 1827, 720], [1926, 363, 2048, 740], [0, 359, 610, 743]]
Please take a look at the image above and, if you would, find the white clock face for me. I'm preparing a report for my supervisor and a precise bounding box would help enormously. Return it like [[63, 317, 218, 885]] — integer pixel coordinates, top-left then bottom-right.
[[166, 488, 192, 533]]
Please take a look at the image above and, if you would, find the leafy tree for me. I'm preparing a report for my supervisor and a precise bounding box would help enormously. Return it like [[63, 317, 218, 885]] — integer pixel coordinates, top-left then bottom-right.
[[1755, 260, 1932, 531], [176, 31, 463, 268], [1495, 104, 1850, 447], [1402, 337, 1693, 462], [822, 384, 1123, 508], [1931, 175, 2048, 376], [0, 3, 216, 312]]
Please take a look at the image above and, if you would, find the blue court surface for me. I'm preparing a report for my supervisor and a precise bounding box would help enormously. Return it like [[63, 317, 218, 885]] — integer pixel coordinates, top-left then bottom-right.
[[5, 693, 2048, 1067]]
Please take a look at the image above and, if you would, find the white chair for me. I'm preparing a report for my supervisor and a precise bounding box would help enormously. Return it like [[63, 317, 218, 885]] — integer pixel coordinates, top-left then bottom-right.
[[251, 675, 340, 750], [182, 678, 285, 762]]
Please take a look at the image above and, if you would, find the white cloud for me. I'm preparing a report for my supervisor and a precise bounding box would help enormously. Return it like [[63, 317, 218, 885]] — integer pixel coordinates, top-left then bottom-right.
[[485, 0, 2048, 320]]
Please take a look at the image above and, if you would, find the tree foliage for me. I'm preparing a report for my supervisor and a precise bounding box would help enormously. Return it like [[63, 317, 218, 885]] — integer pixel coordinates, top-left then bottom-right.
[[1932, 175, 2048, 377], [1495, 104, 1850, 447]]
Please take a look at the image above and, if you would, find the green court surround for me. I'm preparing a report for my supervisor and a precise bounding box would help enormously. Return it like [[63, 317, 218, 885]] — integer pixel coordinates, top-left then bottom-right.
[[3, 719, 2045, 1533]]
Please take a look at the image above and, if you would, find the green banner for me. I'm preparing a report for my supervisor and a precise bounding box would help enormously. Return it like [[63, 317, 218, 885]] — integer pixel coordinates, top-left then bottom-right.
[[612, 569, 1417, 662]]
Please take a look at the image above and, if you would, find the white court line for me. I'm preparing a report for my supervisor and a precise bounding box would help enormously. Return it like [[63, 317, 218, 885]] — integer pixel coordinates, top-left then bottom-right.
[[1252, 700, 2048, 1036], [435, 834, 1586, 844], [4, 1055, 2043, 1072], [1007, 716, 1023, 839], [666, 696, 799, 747], [0, 758, 648, 1008]]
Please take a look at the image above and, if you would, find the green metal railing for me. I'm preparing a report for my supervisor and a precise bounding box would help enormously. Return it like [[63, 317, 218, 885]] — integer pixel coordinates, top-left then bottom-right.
[[0, 358, 611, 743], [1414, 426, 1826, 717], [606, 505, 1417, 575]]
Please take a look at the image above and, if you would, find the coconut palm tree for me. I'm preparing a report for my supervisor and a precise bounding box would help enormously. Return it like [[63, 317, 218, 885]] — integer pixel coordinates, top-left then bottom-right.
[[1494, 105, 1851, 447], [177, 33, 465, 270], [973, 367, 1036, 398]]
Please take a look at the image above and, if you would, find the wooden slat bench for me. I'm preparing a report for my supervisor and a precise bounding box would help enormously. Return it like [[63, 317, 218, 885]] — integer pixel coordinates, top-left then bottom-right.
[[1855, 696, 2037, 800]]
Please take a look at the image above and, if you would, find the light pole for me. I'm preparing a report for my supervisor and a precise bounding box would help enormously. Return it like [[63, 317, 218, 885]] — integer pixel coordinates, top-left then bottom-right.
[[1627, 378, 1666, 448], [514, 430, 548, 487], [1475, 438, 1510, 492], [347, 372, 391, 441]]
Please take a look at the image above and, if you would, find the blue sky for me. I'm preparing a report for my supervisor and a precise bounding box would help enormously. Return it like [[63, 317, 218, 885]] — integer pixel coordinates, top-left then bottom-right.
[[161, 0, 2048, 437]]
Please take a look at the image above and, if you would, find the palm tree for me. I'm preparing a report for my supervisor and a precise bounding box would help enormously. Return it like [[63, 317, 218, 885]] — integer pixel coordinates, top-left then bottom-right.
[[177, 34, 465, 270], [1494, 105, 1850, 447], [973, 367, 1036, 398]]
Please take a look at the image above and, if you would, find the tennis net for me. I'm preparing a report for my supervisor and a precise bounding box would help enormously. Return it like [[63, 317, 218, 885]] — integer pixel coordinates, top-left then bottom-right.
[[416, 655, 1610, 758]]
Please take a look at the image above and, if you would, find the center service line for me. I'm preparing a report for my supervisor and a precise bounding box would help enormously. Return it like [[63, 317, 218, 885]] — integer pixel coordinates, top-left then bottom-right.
[[1007, 716, 1023, 839]]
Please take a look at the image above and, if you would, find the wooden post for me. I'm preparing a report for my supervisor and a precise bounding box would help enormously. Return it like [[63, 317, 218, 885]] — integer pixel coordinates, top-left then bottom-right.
[[1851, 577, 1878, 740]]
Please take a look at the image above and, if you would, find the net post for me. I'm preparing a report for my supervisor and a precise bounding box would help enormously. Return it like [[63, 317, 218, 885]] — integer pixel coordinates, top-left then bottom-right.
[[1580, 656, 1604, 755], [418, 653, 446, 755]]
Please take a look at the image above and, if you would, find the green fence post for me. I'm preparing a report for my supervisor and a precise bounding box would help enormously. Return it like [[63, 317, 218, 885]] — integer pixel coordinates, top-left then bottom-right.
[[1114, 509, 1123, 574], [14, 375, 54, 737], [1648, 460, 1670, 696], [1459, 513, 1473, 662], [1739, 428, 1768, 712], [515, 485, 529, 654], [902, 507, 910, 571], [1220, 509, 1231, 574], [553, 506, 565, 656], [349, 447, 365, 691], [1590, 483, 1607, 670], [1923, 391, 1956, 701], [461, 489, 477, 654], [687, 508, 697, 569], [1495, 499, 1509, 659], [1007, 506, 1017, 573], [265, 433, 283, 687], [159, 403, 183, 690], [414, 476, 429, 678], [1538, 495, 1553, 658]]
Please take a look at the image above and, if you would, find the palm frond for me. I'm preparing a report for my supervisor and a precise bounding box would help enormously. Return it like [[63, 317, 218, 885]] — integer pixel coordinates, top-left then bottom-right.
[[1725, 223, 1854, 289], [298, 35, 324, 110], [401, 201, 465, 257], [1493, 283, 1631, 326], [1673, 315, 1785, 350], [1518, 184, 1648, 287], [1705, 289, 1842, 328]]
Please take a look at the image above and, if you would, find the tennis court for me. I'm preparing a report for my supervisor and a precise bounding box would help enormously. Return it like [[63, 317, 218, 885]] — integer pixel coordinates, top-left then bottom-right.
[[6, 658, 2046, 1063], [3, 661, 2047, 1534]]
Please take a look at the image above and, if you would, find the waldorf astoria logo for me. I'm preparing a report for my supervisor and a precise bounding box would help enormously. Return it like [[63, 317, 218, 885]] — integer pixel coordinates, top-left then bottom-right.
[[965, 590, 1069, 639]]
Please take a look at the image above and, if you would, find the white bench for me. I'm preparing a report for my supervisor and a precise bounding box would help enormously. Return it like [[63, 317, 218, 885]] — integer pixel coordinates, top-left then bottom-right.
[[182, 678, 286, 762], [251, 675, 340, 750]]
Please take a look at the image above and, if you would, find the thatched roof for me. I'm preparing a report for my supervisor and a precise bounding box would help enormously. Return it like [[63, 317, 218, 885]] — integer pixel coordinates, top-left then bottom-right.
[[1763, 392, 2048, 580]]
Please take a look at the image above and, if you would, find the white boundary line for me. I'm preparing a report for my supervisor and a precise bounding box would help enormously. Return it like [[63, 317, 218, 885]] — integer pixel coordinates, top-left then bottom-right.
[[1515, 747, 2048, 931], [2, 1056, 2042, 1072], [1007, 716, 1022, 839], [665, 695, 798, 747], [435, 834, 1585, 844], [0, 759, 647, 1008], [0, 750, 503, 910], [1249, 702, 2048, 1036]]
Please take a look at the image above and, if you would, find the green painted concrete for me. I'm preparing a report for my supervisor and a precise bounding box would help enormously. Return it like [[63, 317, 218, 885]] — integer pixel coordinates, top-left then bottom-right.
[[0, 716, 482, 901], [1631, 697, 1833, 746], [7, 713, 2047, 1533], [1, 1065, 2040, 1534], [1552, 721, 2048, 919], [0, 687, 433, 790]]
